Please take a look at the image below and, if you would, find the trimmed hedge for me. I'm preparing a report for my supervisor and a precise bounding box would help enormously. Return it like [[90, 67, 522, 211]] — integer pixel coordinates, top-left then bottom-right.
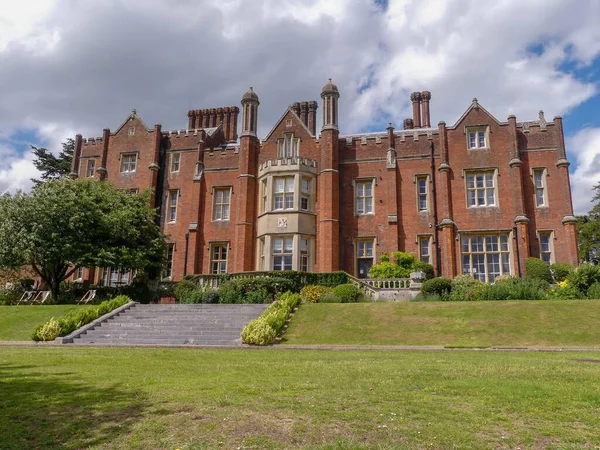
[[32, 295, 132, 341], [241, 292, 302, 345], [331, 284, 364, 303], [526, 257, 552, 283], [421, 277, 452, 297]]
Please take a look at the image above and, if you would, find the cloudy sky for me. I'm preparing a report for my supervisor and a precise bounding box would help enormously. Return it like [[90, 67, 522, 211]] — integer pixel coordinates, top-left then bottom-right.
[[1, 0, 599, 214]]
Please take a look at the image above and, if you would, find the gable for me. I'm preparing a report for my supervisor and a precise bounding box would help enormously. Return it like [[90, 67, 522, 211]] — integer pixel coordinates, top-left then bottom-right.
[[113, 109, 151, 136], [451, 98, 502, 129], [263, 108, 314, 143]]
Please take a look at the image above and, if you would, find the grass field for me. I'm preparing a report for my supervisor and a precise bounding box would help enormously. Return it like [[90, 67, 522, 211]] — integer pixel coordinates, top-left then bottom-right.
[[0, 305, 87, 340], [282, 300, 600, 347], [1, 347, 600, 449]]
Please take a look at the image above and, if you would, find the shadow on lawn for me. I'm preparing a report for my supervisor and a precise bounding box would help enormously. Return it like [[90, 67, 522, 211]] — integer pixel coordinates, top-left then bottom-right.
[[0, 363, 151, 450]]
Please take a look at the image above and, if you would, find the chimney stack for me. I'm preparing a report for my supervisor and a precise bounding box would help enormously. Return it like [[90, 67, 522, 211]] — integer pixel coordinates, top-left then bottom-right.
[[292, 102, 301, 117], [300, 102, 309, 129], [421, 91, 431, 128], [403, 118, 414, 130], [410, 92, 422, 128], [308, 101, 318, 135]]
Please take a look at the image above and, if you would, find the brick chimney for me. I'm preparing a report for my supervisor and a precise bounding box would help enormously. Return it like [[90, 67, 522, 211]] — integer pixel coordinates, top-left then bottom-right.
[[421, 91, 431, 128], [308, 101, 318, 135], [410, 92, 422, 128]]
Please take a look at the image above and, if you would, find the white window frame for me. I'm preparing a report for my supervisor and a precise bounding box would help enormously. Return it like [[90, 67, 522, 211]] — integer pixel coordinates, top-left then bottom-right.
[[85, 159, 96, 178], [273, 176, 294, 211], [301, 177, 311, 211], [532, 168, 548, 208], [465, 170, 497, 208], [356, 238, 375, 277], [272, 236, 293, 271], [261, 179, 268, 213], [460, 233, 511, 282], [167, 190, 178, 223], [466, 126, 488, 149], [210, 243, 228, 274], [416, 175, 429, 212], [300, 238, 310, 272], [213, 187, 232, 221], [163, 244, 175, 280], [128, 127, 136, 136], [278, 133, 300, 158], [102, 267, 137, 287], [355, 179, 375, 216], [170, 152, 181, 173], [120, 153, 137, 173], [418, 235, 431, 264], [538, 231, 554, 264]]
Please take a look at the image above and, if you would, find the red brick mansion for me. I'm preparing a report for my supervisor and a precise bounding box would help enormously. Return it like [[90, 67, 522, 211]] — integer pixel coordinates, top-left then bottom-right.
[[70, 80, 578, 285]]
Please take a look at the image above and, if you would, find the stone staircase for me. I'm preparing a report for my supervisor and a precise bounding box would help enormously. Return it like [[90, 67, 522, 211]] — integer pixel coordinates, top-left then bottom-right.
[[71, 303, 268, 346]]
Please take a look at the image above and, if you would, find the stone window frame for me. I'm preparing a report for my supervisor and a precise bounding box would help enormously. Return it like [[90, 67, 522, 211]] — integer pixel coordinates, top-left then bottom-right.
[[209, 242, 229, 274], [464, 168, 498, 208], [212, 186, 232, 222], [273, 176, 295, 211], [460, 232, 512, 282], [272, 236, 294, 271], [465, 125, 490, 150], [128, 126, 136, 136], [414, 174, 429, 213], [531, 167, 548, 208], [162, 244, 175, 281], [85, 159, 96, 178], [167, 189, 179, 223], [537, 230, 554, 265], [277, 132, 300, 158], [170, 152, 181, 173], [354, 178, 375, 216], [119, 152, 138, 173], [354, 236, 376, 278], [417, 234, 432, 264]]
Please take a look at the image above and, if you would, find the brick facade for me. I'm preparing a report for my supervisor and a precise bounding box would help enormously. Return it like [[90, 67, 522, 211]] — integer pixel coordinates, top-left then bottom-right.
[[72, 82, 578, 285]]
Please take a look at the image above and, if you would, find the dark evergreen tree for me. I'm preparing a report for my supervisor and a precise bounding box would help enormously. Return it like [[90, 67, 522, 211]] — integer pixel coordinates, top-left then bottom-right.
[[30, 138, 74, 185]]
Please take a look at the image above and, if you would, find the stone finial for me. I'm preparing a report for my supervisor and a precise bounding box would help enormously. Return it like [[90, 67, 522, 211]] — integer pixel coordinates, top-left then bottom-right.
[[471, 98, 479, 109]]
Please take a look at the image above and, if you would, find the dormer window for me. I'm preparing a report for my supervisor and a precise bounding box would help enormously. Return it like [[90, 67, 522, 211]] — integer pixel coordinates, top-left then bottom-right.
[[467, 126, 488, 149], [278, 133, 299, 158]]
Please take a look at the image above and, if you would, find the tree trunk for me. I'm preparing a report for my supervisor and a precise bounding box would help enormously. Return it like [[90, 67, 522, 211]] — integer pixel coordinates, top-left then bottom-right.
[[50, 278, 61, 303]]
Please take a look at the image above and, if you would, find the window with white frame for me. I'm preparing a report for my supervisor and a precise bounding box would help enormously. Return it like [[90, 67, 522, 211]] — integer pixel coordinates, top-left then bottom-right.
[[466, 170, 496, 207], [128, 127, 135, 136], [533, 168, 547, 207], [261, 179, 267, 213], [259, 238, 265, 271], [163, 244, 174, 280], [120, 153, 137, 173], [416, 175, 428, 212], [418, 236, 431, 264], [213, 187, 231, 221], [167, 190, 178, 222], [278, 133, 300, 158], [356, 239, 374, 278], [539, 232, 552, 264], [274, 177, 294, 210], [170, 153, 181, 173], [355, 180, 374, 215], [273, 237, 293, 270], [86, 159, 96, 178], [467, 127, 488, 149], [301, 177, 311, 211], [461, 234, 511, 282], [102, 267, 136, 287], [300, 238, 310, 272], [211, 243, 228, 274]]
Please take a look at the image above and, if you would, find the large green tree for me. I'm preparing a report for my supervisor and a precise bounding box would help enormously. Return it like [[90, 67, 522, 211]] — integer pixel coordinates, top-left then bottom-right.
[[0, 178, 166, 299], [31, 139, 74, 185], [577, 182, 600, 264]]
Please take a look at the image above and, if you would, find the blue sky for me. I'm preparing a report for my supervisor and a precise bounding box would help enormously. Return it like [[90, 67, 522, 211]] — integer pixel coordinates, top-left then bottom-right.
[[1, 0, 599, 215]]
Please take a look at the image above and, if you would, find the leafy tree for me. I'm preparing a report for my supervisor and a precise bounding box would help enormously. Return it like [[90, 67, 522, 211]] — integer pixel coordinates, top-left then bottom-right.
[[0, 178, 166, 300], [31, 139, 74, 185], [577, 182, 600, 264]]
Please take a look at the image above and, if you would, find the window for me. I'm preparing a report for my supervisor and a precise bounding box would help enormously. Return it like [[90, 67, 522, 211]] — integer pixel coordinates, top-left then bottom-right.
[[167, 190, 178, 222], [86, 159, 96, 178], [171, 153, 181, 173], [74, 266, 84, 281], [278, 133, 299, 158], [261, 179, 267, 213], [418, 236, 431, 264], [101, 267, 136, 287], [259, 238, 266, 271], [461, 234, 510, 282], [127, 188, 139, 195], [301, 178, 311, 211], [120, 153, 137, 173], [300, 238, 309, 272], [128, 127, 135, 136], [355, 180, 374, 215], [539, 232, 552, 264], [274, 177, 294, 210], [533, 168, 546, 207], [213, 187, 231, 221], [416, 176, 428, 212], [356, 239, 374, 278], [211, 244, 228, 274], [467, 127, 487, 149], [163, 244, 175, 280], [466, 170, 496, 207], [273, 237, 293, 270]]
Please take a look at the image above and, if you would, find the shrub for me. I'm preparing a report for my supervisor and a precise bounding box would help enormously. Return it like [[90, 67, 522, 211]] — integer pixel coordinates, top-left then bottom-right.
[[548, 281, 583, 300], [0, 289, 22, 305], [331, 284, 363, 303], [174, 280, 198, 302], [305, 271, 348, 287], [550, 263, 573, 283], [218, 277, 295, 304], [449, 275, 483, 301], [567, 263, 600, 297], [480, 278, 548, 301], [300, 285, 331, 303], [587, 282, 600, 299], [32, 318, 61, 342], [421, 278, 452, 297], [180, 290, 205, 304], [201, 289, 219, 304], [320, 292, 340, 303], [240, 318, 277, 345], [380, 253, 390, 263], [369, 251, 434, 279], [526, 257, 552, 283]]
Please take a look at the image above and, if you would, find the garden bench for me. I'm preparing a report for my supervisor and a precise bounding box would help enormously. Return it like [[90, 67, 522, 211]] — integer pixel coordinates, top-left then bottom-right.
[[17, 290, 51, 305]]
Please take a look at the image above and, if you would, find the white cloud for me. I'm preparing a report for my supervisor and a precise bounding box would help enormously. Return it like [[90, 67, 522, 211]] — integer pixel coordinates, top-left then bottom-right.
[[569, 127, 600, 215], [0, 0, 599, 206]]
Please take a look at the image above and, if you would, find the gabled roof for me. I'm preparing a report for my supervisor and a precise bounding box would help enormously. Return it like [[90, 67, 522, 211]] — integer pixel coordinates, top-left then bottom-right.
[[450, 98, 501, 129], [113, 109, 151, 135], [263, 106, 314, 142]]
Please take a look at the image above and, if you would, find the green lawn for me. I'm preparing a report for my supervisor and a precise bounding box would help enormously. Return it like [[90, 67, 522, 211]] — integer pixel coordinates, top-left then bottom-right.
[[282, 300, 600, 347], [0, 305, 87, 340], [1, 347, 600, 449]]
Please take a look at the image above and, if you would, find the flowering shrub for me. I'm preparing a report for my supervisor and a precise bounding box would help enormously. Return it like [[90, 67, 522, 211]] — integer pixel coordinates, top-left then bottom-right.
[[300, 285, 331, 303]]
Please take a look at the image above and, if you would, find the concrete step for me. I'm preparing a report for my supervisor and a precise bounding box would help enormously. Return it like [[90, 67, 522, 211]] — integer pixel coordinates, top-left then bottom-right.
[[81, 330, 242, 338], [72, 338, 241, 346]]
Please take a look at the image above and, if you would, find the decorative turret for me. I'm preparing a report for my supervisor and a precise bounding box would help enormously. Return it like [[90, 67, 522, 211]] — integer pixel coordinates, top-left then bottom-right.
[[241, 87, 259, 137], [321, 78, 340, 130]]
